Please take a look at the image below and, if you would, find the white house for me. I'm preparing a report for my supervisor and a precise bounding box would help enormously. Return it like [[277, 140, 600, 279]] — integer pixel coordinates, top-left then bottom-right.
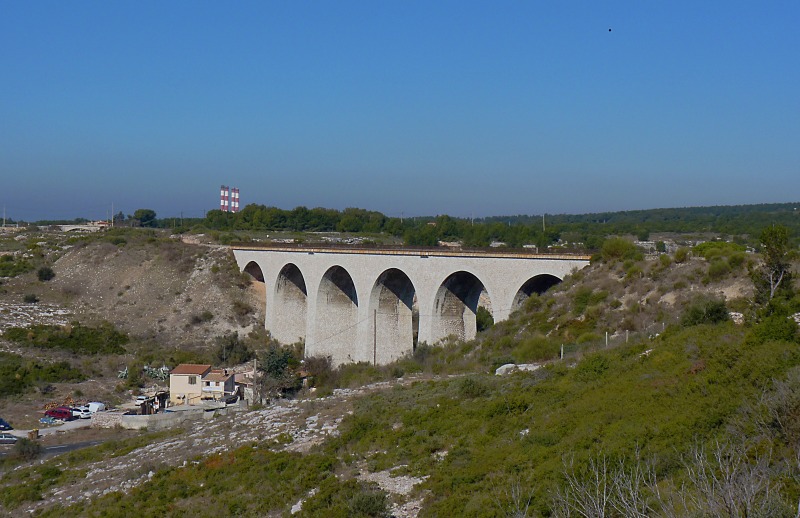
[[169, 364, 212, 405]]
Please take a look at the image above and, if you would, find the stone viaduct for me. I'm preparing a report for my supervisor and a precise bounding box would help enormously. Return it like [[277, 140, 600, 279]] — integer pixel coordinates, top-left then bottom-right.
[[232, 245, 590, 366]]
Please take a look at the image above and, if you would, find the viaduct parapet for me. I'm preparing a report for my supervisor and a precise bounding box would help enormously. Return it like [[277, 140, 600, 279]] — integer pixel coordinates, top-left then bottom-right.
[[232, 246, 590, 366]]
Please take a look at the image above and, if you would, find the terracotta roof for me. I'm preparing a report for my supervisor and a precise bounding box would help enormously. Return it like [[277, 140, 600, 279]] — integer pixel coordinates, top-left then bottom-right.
[[170, 364, 212, 375], [204, 370, 233, 382]]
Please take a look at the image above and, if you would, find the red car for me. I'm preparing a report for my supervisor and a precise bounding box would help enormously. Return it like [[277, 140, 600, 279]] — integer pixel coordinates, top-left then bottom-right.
[[44, 407, 74, 421]]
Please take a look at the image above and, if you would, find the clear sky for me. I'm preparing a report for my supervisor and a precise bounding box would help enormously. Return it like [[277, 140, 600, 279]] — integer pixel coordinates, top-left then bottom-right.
[[1, 1, 798, 221]]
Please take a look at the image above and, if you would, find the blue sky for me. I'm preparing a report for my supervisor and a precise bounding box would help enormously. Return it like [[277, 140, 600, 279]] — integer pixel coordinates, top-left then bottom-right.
[[1, 1, 798, 221]]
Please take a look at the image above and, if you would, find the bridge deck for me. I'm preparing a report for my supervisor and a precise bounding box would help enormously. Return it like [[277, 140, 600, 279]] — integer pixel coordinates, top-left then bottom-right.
[[231, 244, 592, 261]]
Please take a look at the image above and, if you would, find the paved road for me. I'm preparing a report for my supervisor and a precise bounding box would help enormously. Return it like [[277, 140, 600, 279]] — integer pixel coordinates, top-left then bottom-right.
[[40, 440, 104, 459], [0, 440, 103, 459], [8, 417, 93, 438]]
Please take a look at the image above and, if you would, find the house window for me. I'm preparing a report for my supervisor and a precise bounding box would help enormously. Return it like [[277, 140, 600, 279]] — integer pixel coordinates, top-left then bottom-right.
[[205, 381, 210, 387], [189, 376, 197, 385]]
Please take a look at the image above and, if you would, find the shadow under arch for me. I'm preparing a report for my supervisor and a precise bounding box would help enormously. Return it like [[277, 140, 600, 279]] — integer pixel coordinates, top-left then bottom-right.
[[432, 270, 490, 342], [368, 268, 417, 364], [272, 263, 307, 346], [314, 265, 358, 365], [243, 261, 264, 282], [241, 261, 266, 327], [512, 274, 562, 311]]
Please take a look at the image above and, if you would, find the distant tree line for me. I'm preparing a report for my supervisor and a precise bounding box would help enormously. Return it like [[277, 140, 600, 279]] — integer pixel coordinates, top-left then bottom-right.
[[193, 202, 800, 250], [27, 202, 800, 251]]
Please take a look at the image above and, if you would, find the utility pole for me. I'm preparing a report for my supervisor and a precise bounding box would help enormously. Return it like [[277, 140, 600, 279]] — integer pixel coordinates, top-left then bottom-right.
[[253, 356, 259, 405], [542, 214, 545, 232]]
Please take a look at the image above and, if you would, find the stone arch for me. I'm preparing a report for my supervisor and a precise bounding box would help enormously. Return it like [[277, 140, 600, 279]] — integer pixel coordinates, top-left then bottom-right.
[[512, 274, 562, 311], [272, 263, 307, 345], [315, 265, 358, 365], [368, 269, 417, 364], [243, 261, 264, 282], [432, 271, 490, 342]]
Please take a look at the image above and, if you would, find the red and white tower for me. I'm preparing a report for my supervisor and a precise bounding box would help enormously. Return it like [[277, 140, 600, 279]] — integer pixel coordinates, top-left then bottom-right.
[[220, 185, 229, 212], [231, 187, 240, 213]]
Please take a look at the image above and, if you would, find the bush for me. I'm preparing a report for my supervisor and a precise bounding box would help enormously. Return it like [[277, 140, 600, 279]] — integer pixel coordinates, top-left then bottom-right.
[[574, 354, 610, 381], [0, 255, 33, 277], [3, 321, 128, 355], [728, 252, 746, 270], [23, 293, 39, 304], [37, 266, 55, 281], [601, 238, 639, 262], [13, 438, 42, 461], [190, 311, 214, 325], [707, 259, 731, 281], [674, 247, 690, 263], [681, 298, 729, 327], [476, 306, 494, 332]]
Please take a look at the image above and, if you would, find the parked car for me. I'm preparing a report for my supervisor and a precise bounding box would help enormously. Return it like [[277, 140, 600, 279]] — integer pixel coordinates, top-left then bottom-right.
[[44, 407, 74, 421], [0, 418, 12, 431], [0, 432, 18, 445], [72, 407, 92, 419], [135, 395, 149, 405]]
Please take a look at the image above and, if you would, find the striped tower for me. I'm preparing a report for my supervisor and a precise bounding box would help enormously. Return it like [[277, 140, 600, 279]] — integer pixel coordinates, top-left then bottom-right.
[[231, 187, 240, 213], [220, 185, 229, 212]]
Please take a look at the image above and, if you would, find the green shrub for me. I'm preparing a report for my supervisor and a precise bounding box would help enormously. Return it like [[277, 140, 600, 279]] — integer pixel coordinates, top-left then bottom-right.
[[748, 314, 799, 345], [572, 287, 608, 315], [681, 298, 729, 327], [23, 293, 39, 303], [0, 352, 86, 397], [3, 322, 128, 355], [707, 259, 731, 281], [674, 247, 690, 263], [37, 266, 55, 281], [694, 241, 746, 260], [727, 252, 746, 269], [13, 437, 42, 461], [574, 354, 610, 381], [0, 255, 33, 277], [513, 335, 558, 363], [476, 306, 494, 332], [576, 332, 601, 344], [601, 238, 639, 262], [457, 377, 490, 398]]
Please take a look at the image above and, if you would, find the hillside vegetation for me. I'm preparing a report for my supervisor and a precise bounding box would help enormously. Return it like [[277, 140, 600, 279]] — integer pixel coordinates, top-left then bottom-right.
[[1, 218, 797, 516]]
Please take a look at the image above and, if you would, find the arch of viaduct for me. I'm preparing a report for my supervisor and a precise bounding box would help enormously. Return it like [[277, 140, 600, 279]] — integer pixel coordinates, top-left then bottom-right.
[[232, 246, 590, 366]]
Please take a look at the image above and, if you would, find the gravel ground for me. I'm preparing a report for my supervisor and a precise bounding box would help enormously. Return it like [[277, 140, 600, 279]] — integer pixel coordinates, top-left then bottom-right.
[[19, 379, 430, 516]]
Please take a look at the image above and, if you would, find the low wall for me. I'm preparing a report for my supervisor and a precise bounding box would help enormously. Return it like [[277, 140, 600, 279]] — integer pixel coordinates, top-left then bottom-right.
[[120, 409, 204, 431], [92, 404, 240, 431]]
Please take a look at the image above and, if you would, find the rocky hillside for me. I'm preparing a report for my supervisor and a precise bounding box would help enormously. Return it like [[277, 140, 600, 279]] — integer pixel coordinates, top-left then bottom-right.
[[0, 230, 264, 350]]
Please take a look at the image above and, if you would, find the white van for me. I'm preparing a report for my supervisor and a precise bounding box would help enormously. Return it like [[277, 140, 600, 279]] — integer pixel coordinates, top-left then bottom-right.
[[87, 402, 106, 413]]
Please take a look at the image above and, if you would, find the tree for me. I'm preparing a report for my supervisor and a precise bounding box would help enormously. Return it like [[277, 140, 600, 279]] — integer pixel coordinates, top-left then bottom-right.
[[753, 225, 794, 303], [133, 209, 157, 227], [214, 332, 253, 366], [257, 344, 301, 398]]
